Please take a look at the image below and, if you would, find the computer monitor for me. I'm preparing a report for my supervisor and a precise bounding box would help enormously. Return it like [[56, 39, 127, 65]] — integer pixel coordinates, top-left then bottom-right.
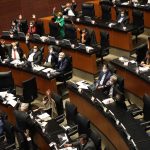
[[22, 77, 37, 103]]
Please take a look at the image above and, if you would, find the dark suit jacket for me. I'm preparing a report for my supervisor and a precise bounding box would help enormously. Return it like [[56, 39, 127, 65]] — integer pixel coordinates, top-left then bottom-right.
[[0, 45, 8, 60], [7, 46, 23, 61], [28, 50, 42, 65], [45, 53, 58, 68], [96, 70, 112, 86], [56, 57, 71, 73], [72, 138, 96, 150], [14, 110, 34, 131], [117, 15, 129, 25]]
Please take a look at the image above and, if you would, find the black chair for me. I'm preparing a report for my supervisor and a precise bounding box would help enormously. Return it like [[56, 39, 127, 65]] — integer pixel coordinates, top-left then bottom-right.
[[88, 129, 101, 150], [101, 4, 111, 21], [64, 24, 77, 41], [1, 31, 10, 39], [107, 63, 117, 74], [18, 32, 26, 40], [51, 92, 64, 116], [116, 75, 124, 93], [75, 113, 90, 135], [132, 10, 144, 43], [36, 21, 44, 36], [96, 31, 109, 63], [87, 28, 97, 47], [82, 3, 95, 18], [49, 22, 60, 38], [16, 19, 28, 34], [135, 43, 148, 64], [22, 77, 38, 103], [0, 71, 15, 94], [32, 34, 41, 42]]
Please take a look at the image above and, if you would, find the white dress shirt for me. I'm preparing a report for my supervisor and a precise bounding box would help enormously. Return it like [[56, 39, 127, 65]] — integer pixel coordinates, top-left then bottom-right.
[[28, 52, 35, 62], [99, 74, 106, 85], [11, 49, 20, 60]]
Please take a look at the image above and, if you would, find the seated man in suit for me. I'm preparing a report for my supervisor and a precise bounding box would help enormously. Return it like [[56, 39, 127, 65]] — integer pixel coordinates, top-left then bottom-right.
[[100, 74, 118, 98], [43, 46, 58, 68], [27, 45, 42, 65], [140, 50, 150, 67], [64, 134, 96, 150], [7, 42, 23, 61], [56, 52, 71, 73], [96, 64, 112, 89], [117, 10, 129, 26]]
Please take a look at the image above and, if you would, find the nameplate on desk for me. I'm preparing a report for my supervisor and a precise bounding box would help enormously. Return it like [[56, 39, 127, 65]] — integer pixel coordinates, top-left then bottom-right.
[[102, 98, 114, 105]]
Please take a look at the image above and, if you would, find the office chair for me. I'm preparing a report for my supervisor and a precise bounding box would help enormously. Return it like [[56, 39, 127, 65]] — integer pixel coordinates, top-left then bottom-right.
[[2, 31, 10, 39], [36, 21, 44, 36], [32, 34, 41, 42], [39, 46, 44, 64], [88, 129, 102, 150], [49, 22, 60, 38], [107, 63, 117, 74], [51, 92, 64, 116], [87, 28, 97, 47], [132, 10, 144, 43], [82, 3, 95, 18], [116, 75, 124, 93], [0, 71, 16, 94], [64, 24, 77, 41], [135, 43, 148, 64], [96, 31, 109, 63], [52, 45, 62, 55], [18, 32, 26, 40], [75, 113, 90, 135], [101, 4, 111, 21], [15, 19, 28, 34], [22, 77, 38, 103]]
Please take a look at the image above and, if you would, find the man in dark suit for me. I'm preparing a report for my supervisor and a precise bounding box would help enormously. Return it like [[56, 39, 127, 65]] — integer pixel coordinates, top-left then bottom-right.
[[0, 40, 8, 60], [56, 52, 71, 73], [117, 10, 129, 25], [64, 134, 96, 150], [14, 103, 36, 150], [27, 45, 42, 65], [96, 64, 112, 89], [43, 46, 58, 68], [7, 42, 23, 61]]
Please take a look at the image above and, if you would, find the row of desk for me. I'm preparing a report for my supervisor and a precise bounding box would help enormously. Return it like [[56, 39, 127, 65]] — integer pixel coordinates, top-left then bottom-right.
[[39, 16, 135, 51], [1, 37, 98, 75], [68, 82, 150, 150], [111, 57, 150, 98]]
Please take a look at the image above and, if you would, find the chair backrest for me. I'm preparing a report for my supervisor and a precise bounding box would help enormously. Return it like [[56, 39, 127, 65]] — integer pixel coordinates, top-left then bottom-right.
[[132, 10, 144, 27], [116, 75, 124, 92], [65, 101, 77, 125], [36, 21, 44, 36], [87, 29, 97, 47], [88, 129, 101, 150], [51, 92, 64, 115], [0, 71, 15, 92], [16, 19, 28, 34], [49, 22, 60, 38], [100, 31, 109, 48], [101, 4, 111, 21], [2, 31, 10, 38], [18, 32, 26, 40], [75, 113, 90, 135], [22, 77, 37, 103], [64, 24, 77, 41], [135, 43, 148, 64], [143, 94, 150, 121], [82, 3, 95, 18]]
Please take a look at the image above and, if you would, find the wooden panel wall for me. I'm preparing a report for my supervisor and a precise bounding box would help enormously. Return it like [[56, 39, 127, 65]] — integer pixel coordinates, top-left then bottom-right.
[[0, 0, 89, 33]]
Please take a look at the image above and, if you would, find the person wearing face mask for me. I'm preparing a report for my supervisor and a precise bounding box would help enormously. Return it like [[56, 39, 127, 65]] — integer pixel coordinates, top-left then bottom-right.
[[64, 134, 96, 150], [56, 52, 71, 73], [0, 40, 8, 60], [117, 10, 129, 25], [27, 45, 42, 65], [7, 42, 23, 61], [96, 64, 112, 89], [43, 46, 58, 68], [53, 9, 65, 39], [27, 21, 37, 36]]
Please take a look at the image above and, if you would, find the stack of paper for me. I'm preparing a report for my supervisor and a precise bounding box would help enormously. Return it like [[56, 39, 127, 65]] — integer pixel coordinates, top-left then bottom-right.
[[0, 91, 7, 98], [139, 66, 149, 72], [37, 113, 51, 121], [76, 80, 89, 89], [33, 66, 45, 71]]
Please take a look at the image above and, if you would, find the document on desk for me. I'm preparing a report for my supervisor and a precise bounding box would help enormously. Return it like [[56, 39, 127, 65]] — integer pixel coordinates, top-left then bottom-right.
[[0, 91, 7, 98], [7, 99, 17, 107], [42, 68, 52, 73], [139, 66, 149, 72], [102, 98, 114, 105], [33, 66, 45, 71], [76, 80, 89, 89], [86, 46, 93, 52], [37, 113, 51, 121], [58, 133, 69, 148]]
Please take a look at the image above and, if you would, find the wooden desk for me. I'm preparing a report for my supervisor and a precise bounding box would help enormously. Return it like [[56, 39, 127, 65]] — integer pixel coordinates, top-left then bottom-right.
[[111, 58, 150, 98], [0, 65, 57, 94], [39, 16, 133, 51], [2, 38, 98, 75], [69, 90, 129, 150]]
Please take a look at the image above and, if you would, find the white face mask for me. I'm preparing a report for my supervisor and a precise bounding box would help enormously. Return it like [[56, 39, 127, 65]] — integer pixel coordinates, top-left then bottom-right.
[[58, 16, 61, 19], [121, 13, 124, 17], [58, 57, 63, 61], [33, 48, 37, 52], [14, 46, 17, 50], [103, 69, 107, 73]]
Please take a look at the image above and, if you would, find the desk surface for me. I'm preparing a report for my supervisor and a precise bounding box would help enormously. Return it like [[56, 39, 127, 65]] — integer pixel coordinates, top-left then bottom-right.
[[0, 63, 58, 94], [68, 82, 150, 150], [111, 57, 150, 97]]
